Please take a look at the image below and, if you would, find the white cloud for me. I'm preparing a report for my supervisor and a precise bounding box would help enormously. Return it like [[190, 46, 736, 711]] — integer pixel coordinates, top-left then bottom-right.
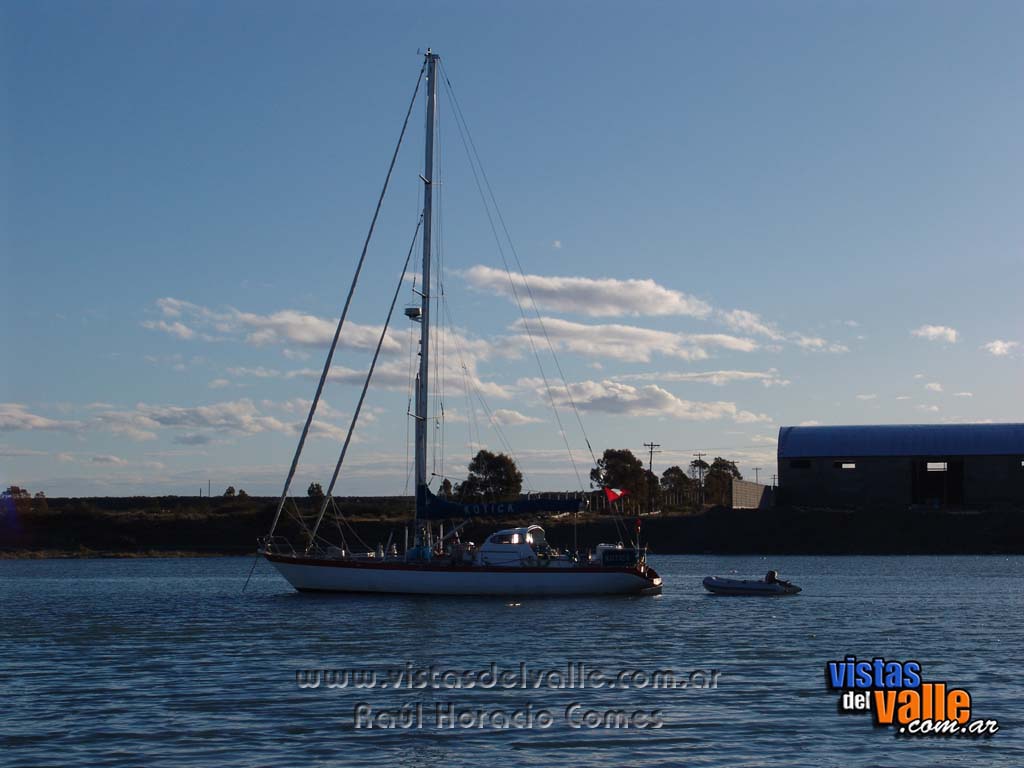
[[615, 369, 789, 387], [895, 395, 912, 401], [912, 324, 958, 343], [463, 265, 712, 318], [798, 420, 821, 426], [551, 240, 562, 250], [145, 301, 510, 401], [856, 394, 877, 401], [91, 409, 159, 441], [227, 366, 282, 379], [52, 452, 165, 472], [512, 317, 756, 363], [208, 379, 231, 389], [142, 319, 194, 340], [287, 364, 405, 389], [90, 399, 293, 442], [718, 309, 784, 340], [90, 454, 128, 465], [287, 356, 514, 401], [0, 404, 82, 432], [982, 339, 1018, 357], [237, 309, 390, 350], [301, 419, 350, 442], [953, 392, 973, 398], [145, 297, 398, 352], [529, 379, 771, 424], [916, 404, 940, 413], [491, 409, 543, 426], [135, 400, 287, 434], [462, 268, 846, 354], [793, 335, 849, 354], [155, 297, 190, 317], [925, 382, 943, 393]]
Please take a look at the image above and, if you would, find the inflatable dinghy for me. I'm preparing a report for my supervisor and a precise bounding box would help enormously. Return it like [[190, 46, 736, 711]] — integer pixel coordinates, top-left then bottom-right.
[[702, 576, 801, 596]]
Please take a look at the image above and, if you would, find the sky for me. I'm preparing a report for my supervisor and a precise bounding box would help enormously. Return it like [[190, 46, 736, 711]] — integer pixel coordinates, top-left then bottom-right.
[[2, 0, 1023, 497]]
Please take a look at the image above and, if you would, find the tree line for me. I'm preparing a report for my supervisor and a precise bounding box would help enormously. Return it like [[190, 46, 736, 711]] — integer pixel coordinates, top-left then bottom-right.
[[5, 445, 743, 513], [435, 448, 743, 509]]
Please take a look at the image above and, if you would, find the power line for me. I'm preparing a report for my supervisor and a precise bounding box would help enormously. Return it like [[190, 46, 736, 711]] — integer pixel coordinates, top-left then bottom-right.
[[643, 442, 661, 515]]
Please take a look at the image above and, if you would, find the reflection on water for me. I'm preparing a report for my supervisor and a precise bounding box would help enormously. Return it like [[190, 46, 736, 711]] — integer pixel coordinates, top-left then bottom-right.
[[1, 555, 1021, 767]]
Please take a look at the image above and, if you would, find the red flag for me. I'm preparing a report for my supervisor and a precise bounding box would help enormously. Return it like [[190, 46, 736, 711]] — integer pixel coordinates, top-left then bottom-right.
[[604, 487, 629, 503]]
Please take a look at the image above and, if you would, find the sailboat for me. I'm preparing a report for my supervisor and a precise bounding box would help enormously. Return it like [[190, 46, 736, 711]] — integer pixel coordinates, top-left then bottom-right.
[[259, 51, 662, 596]]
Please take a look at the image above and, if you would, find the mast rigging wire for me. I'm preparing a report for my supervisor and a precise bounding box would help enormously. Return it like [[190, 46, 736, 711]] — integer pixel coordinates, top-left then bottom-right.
[[267, 63, 426, 538], [308, 215, 424, 546], [440, 63, 596, 489]]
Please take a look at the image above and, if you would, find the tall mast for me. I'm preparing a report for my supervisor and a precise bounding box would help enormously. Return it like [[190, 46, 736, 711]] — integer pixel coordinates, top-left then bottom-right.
[[415, 50, 439, 525]]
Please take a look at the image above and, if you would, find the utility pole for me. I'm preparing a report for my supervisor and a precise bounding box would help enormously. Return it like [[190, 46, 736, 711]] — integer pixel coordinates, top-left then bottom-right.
[[643, 441, 661, 515], [753, 467, 761, 485], [692, 451, 707, 508], [771, 473, 778, 488]]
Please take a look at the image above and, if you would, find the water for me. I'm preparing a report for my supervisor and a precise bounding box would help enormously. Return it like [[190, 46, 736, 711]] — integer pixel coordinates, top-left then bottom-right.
[[2, 555, 1021, 767]]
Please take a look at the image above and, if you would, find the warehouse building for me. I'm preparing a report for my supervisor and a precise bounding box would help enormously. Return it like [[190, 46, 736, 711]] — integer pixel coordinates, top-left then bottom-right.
[[777, 423, 1024, 509]]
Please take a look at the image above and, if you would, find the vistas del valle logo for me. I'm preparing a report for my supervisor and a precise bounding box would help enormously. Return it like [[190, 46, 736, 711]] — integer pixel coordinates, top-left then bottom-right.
[[825, 656, 999, 737]]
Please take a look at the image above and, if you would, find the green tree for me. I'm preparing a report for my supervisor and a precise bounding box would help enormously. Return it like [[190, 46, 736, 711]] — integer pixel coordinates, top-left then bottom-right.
[[704, 457, 743, 506], [688, 458, 709, 480], [237, 488, 248, 498], [643, 468, 661, 512], [456, 450, 522, 501], [3, 486, 32, 516], [223, 486, 236, 497], [307, 482, 325, 504], [661, 465, 691, 493], [709, 457, 742, 479], [33, 491, 49, 514], [660, 465, 692, 509], [440, 478, 453, 498], [591, 449, 648, 507]]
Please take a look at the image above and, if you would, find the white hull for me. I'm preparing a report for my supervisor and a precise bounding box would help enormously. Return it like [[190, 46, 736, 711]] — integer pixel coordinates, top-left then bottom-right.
[[266, 554, 661, 596]]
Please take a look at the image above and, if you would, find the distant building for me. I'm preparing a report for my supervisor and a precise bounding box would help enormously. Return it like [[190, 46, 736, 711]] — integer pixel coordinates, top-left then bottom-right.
[[730, 478, 773, 510], [777, 423, 1024, 509]]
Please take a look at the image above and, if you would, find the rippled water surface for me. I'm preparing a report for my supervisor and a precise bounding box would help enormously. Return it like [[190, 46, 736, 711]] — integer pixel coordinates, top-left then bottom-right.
[[2, 555, 1022, 766]]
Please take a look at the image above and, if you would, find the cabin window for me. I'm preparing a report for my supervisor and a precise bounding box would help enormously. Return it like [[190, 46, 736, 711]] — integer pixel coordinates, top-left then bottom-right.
[[488, 533, 519, 545], [834, 461, 856, 470], [926, 462, 947, 472], [789, 460, 811, 469]]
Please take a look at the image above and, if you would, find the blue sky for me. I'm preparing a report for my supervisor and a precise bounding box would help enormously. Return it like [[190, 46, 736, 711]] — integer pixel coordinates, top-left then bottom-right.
[[3, 1, 1022, 497]]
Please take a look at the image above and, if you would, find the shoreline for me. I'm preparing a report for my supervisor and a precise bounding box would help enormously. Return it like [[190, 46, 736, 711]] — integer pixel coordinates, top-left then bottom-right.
[[4, 496, 1023, 558]]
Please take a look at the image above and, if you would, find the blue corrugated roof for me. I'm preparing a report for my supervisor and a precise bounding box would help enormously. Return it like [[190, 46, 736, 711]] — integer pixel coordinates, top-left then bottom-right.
[[778, 423, 1024, 458]]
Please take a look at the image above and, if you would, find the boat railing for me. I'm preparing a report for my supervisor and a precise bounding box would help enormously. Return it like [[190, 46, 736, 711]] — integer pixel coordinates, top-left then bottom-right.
[[261, 535, 298, 557]]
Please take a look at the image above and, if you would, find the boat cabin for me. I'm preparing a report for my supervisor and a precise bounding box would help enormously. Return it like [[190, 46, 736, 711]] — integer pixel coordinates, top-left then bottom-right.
[[477, 525, 551, 567]]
